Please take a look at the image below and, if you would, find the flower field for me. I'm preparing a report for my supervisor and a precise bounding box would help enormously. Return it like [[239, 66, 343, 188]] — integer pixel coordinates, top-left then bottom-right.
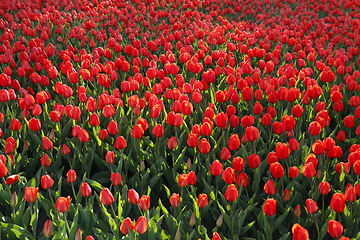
[[1, 0, 360, 239]]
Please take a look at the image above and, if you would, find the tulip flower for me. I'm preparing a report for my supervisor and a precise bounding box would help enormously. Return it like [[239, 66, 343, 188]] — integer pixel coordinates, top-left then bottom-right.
[[24, 187, 38, 203], [269, 162, 284, 178], [187, 171, 197, 185], [264, 179, 276, 195], [330, 193, 346, 213], [105, 151, 115, 165], [66, 169, 77, 183], [222, 167, 235, 184], [220, 147, 231, 161], [114, 136, 127, 150], [228, 134, 240, 150], [178, 173, 188, 188], [110, 172, 122, 186], [0, 160, 8, 178], [120, 217, 134, 234], [236, 172, 249, 188], [248, 153, 260, 169], [210, 160, 223, 176], [6, 174, 19, 185], [139, 195, 150, 211], [170, 193, 180, 208], [55, 196, 71, 212], [128, 189, 139, 205], [135, 216, 148, 234], [42, 136, 53, 151], [305, 198, 318, 214], [100, 188, 114, 206], [80, 182, 92, 198], [263, 198, 276, 216], [319, 181, 331, 195], [327, 220, 343, 238], [232, 157, 244, 172], [225, 184, 238, 202], [41, 175, 54, 190], [197, 194, 208, 208], [43, 219, 53, 237], [292, 223, 309, 240]]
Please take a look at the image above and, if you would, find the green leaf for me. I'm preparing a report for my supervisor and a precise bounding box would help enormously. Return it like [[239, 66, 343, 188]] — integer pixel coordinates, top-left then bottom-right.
[[217, 201, 232, 229], [278, 232, 290, 240], [273, 207, 290, 231], [69, 208, 79, 240], [158, 198, 169, 215], [0, 222, 33, 239]]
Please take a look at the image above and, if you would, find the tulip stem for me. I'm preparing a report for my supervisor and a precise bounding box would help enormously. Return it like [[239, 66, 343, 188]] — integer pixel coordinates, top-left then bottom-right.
[[48, 189, 55, 207], [313, 214, 320, 238], [230, 202, 234, 237], [64, 213, 71, 237], [71, 183, 77, 204], [110, 204, 119, 226], [216, 176, 219, 200], [252, 141, 256, 154]]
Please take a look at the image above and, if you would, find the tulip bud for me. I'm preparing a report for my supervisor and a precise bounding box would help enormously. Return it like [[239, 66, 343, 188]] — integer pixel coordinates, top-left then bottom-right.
[[43, 219, 53, 237], [75, 228, 82, 240], [237, 209, 243, 219], [187, 158, 192, 170], [23, 141, 29, 151], [140, 160, 145, 171], [316, 169, 321, 179], [175, 230, 181, 240], [216, 214, 223, 227], [189, 212, 195, 226], [49, 129, 55, 140], [294, 205, 301, 217], [10, 191, 17, 207]]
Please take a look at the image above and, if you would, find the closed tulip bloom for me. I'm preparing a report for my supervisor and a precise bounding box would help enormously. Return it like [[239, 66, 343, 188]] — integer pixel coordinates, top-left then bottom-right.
[[283, 189, 290, 201], [201, 122, 212, 136], [197, 194, 208, 208], [139, 195, 150, 211], [10, 118, 21, 131], [128, 189, 139, 204], [41, 154, 51, 167], [222, 167, 235, 184], [267, 152, 279, 165], [29, 118, 41, 132], [62, 144, 70, 155], [288, 138, 299, 151], [319, 181, 331, 195], [343, 116, 355, 128], [210, 160, 223, 176], [55, 196, 71, 212], [336, 130, 346, 142], [292, 223, 309, 240], [42, 136, 53, 151], [114, 136, 127, 150], [323, 137, 335, 152], [131, 124, 144, 139], [308, 121, 322, 136], [228, 134, 240, 150], [212, 232, 221, 240], [187, 133, 198, 148], [135, 216, 148, 234], [67, 169, 77, 183], [275, 142, 290, 159], [261, 113, 272, 126], [199, 138, 210, 154], [246, 126, 259, 141], [225, 184, 238, 202], [43, 219, 53, 237], [306, 198, 318, 214], [294, 205, 301, 217], [270, 162, 284, 178], [327, 220, 343, 238], [111, 173, 122, 186], [81, 182, 92, 197], [120, 217, 134, 234], [178, 173, 188, 187], [264, 179, 276, 195], [105, 151, 115, 164], [232, 157, 245, 172], [100, 188, 114, 205], [6, 174, 19, 185], [0, 161, 8, 178], [345, 185, 356, 202], [107, 120, 118, 135], [86, 236, 95, 240], [220, 147, 231, 161], [330, 193, 346, 213], [302, 163, 316, 178], [170, 193, 180, 208], [153, 124, 164, 138], [41, 175, 54, 189], [187, 171, 197, 185], [214, 112, 228, 129], [248, 153, 260, 169], [89, 113, 100, 126], [24, 187, 39, 202], [312, 140, 324, 155], [263, 198, 277, 216], [236, 172, 249, 187]]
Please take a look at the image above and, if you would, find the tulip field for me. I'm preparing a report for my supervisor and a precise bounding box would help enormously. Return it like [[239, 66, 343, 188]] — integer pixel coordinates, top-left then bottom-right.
[[2, 0, 360, 239]]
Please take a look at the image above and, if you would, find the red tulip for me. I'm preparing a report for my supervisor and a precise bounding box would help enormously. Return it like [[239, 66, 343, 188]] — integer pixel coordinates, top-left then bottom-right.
[[312, 140, 324, 155], [135, 216, 148, 234], [282, 115, 295, 131], [29, 118, 41, 132], [336, 130, 346, 141], [100, 188, 114, 205], [107, 120, 118, 135], [319, 181, 331, 195], [114, 136, 127, 150], [232, 157, 244, 172], [263, 198, 276, 216], [220, 147, 231, 161], [89, 113, 100, 126], [67, 169, 77, 183], [153, 124, 164, 138], [275, 142, 290, 159], [6, 174, 19, 185], [292, 105, 304, 118], [105, 151, 115, 165], [43, 219, 53, 237], [214, 112, 228, 129], [42, 136, 53, 151], [294, 205, 301, 217], [261, 113, 272, 126], [225, 184, 238, 202], [228, 134, 240, 150], [187, 171, 197, 185], [248, 153, 260, 169], [292, 223, 309, 240], [264, 179, 276, 195], [139, 195, 150, 211], [288, 138, 299, 151], [345, 185, 356, 202], [222, 167, 235, 184], [170, 193, 180, 208], [0, 160, 8, 178], [128, 189, 139, 204], [131, 124, 144, 139], [167, 136, 178, 150], [187, 133, 198, 148], [272, 121, 285, 135], [178, 174, 188, 187], [330, 193, 346, 213], [41, 154, 51, 167], [24, 187, 38, 203], [269, 162, 284, 178], [111, 172, 122, 186], [197, 194, 208, 208], [308, 121, 322, 136], [62, 144, 71, 155], [305, 198, 318, 214], [283, 189, 290, 201], [302, 163, 316, 178], [120, 217, 134, 234], [41, 175, 54, 189], [327, 220, 343, 238], [55, 196, 71, 213], [343, 115, 355, 128], [210, 160, 223, 176], [236, 172, 249, 187], [212, 232, 221, 240], [199, 138, 210, 154], [81, 182, 92, 197], [10, 118, 21, 131], [245, 126, 259, 141]]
